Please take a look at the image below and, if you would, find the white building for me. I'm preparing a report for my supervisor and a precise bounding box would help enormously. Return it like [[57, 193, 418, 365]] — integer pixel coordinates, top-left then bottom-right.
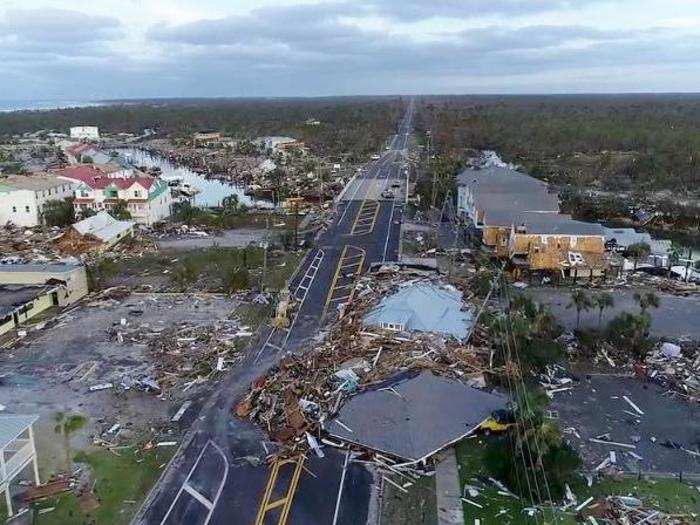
[[0, 175, 76, 227], [0, 414, 40, 517], [69, 126, 100, 140], [54, 165, 172, 226]]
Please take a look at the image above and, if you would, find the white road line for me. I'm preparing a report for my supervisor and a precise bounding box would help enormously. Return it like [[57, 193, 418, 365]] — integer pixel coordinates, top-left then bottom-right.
[[183, 483, 213, 510], [254, 248, 325, 362], [332, 450, 352, 525], [160, 440, 229, 525]]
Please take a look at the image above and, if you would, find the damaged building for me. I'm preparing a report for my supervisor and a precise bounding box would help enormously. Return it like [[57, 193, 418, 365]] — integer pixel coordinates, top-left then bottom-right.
[[363, 280, 474, 340], [457, 167, 609, 279], [326, 370, 506, 462], [56, 211, 135, 254]]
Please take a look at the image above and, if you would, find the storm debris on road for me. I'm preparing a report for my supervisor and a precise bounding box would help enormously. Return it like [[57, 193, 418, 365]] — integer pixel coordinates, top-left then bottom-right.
[[236, 269, 499, 459]]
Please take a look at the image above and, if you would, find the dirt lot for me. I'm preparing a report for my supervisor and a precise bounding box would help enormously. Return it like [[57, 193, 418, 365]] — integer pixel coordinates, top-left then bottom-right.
[[0, 293, 239, 478]]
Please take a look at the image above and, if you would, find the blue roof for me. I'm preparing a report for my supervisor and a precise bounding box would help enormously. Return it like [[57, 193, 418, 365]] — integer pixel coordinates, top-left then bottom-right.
[[364, 281, 474, 339]]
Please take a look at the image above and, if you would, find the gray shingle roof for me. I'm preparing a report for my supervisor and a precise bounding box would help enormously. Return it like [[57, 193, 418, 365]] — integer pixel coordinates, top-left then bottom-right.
[[327, 370, 507, 461]]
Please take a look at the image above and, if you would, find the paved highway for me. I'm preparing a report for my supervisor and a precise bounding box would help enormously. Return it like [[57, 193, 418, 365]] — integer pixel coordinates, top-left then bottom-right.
[[136, 100, 414, 525]]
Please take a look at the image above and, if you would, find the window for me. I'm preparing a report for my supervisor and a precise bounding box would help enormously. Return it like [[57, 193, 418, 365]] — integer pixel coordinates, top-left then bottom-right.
[[25, 206, 30, 213], [134, 190, 140, 197], [12, 206, 17, 213]]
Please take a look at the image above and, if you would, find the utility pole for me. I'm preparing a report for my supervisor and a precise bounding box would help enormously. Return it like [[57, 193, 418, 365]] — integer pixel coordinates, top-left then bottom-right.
[[261, 215, 269, 291], [427, 130, 437, 221]]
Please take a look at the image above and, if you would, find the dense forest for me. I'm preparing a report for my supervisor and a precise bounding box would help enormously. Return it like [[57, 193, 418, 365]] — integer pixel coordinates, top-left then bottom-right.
[[417, 94, 700, 193], [0, 97, 404, 157]]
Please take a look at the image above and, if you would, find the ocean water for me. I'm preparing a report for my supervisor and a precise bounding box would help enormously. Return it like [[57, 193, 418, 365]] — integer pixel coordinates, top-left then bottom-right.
[[0, 99, 102, 112]]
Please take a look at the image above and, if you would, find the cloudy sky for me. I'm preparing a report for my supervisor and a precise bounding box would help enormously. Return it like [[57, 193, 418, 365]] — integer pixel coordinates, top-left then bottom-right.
[[3, 0, 700, 100]]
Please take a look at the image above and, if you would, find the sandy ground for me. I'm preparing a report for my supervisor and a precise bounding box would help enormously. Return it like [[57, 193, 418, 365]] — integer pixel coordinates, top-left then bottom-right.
[[0, 293, 238, 478]]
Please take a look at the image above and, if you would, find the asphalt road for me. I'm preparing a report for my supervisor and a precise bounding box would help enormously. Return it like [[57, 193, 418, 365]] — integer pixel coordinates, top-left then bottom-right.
[[136, 101, 414, 525], [524, 286, 700, 340]]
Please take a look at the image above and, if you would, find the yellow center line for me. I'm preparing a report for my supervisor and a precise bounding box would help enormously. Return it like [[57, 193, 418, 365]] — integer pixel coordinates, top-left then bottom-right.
[[323, 245, 366, 317], [254, 455, 306, 525]]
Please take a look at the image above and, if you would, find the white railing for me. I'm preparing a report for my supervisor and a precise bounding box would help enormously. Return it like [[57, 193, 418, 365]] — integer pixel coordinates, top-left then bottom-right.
[[2, 440, 33, 482]]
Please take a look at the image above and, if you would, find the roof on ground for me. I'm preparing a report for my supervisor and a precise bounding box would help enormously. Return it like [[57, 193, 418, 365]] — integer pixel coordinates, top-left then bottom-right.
[[72, 211, 134, 242], [363, 281, 473, 339], [0, 262, 83, 274], [0, 415, 39, 450], [327, 370, 507, 461], [0, 285, 55, 317]]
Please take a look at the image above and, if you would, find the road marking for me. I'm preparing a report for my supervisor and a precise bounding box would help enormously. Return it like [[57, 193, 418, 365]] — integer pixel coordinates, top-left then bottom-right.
[[182, 483, 213, 510], [382, 200, 398, 262], [254, 455, 306, 525], [350, 200, 380, 235], [160, 440, 229, 525], [332, 450, 352, 525], [323, 245, 366, 318], [254, 249, 324, 362]]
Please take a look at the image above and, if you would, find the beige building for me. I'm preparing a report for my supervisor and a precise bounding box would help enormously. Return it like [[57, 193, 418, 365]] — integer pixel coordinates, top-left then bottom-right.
[[0, 262, 88, 305]]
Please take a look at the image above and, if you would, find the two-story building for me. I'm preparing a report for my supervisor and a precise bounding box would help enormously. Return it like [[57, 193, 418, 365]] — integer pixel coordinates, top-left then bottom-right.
[[0, 175, 76, 227], [457, 166, 608, 278], [54, 165, 172, 225]]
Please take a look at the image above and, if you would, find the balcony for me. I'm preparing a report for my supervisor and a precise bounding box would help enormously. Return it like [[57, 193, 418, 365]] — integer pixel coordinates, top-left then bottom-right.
[[1, 439, 33, 484]]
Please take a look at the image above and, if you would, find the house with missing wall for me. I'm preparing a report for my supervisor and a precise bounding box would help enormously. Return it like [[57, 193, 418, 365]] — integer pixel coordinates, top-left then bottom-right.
[[457, 167, 609, 279], [0, 262, 88, 335]]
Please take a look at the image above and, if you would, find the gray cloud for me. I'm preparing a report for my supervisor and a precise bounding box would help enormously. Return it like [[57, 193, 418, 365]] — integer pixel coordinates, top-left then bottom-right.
[[362, 0, 611, 21], [1, 8, 122, 44], [2, 1, 700, 100]]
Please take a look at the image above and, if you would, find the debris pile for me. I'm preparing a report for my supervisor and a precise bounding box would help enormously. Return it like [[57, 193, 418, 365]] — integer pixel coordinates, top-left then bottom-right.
[[0, 224, 64, 261], [114, 319, 246, 391], [646, 342, 700, 402], [593, 495, 694, 524], [236, 269, 496, 456]]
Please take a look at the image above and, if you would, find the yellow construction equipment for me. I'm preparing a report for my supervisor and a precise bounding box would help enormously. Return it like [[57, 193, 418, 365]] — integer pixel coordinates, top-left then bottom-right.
[[478, 409, 517, 434]]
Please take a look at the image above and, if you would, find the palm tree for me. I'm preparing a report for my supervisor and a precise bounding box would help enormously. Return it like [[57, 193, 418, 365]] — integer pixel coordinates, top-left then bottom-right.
[[54, 412, 87, 473], [594, 292, 615, 328], [634, 290, 660, 314], [668, 242, 685, 276], [567, 289, 593, 329], [626, 242, 651, 272]]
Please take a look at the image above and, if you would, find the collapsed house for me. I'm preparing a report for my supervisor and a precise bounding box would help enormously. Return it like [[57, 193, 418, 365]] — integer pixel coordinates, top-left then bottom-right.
[[363, 281, 474, 339], [0, 262, 88, 306], [326, 370, 506, 462], [56, 211, 135, 254], [0, 285, 64, 336]]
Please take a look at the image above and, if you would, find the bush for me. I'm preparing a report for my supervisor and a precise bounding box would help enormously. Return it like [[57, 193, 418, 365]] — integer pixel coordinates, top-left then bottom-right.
[[484, 433, 581, 502], [42, 198, 75, 227], [606, 312, 652, 358]]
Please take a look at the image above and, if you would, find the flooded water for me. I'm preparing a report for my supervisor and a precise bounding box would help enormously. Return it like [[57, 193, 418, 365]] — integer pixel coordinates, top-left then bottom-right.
[[114, 148, 268, 208]]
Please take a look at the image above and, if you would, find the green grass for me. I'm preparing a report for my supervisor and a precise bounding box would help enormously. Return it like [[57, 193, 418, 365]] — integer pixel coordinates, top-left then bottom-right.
[[455, 436, 699, 525], [455, 436, 575, 525], [109, 247, 304, 292], [29, 445, 175, 525]]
